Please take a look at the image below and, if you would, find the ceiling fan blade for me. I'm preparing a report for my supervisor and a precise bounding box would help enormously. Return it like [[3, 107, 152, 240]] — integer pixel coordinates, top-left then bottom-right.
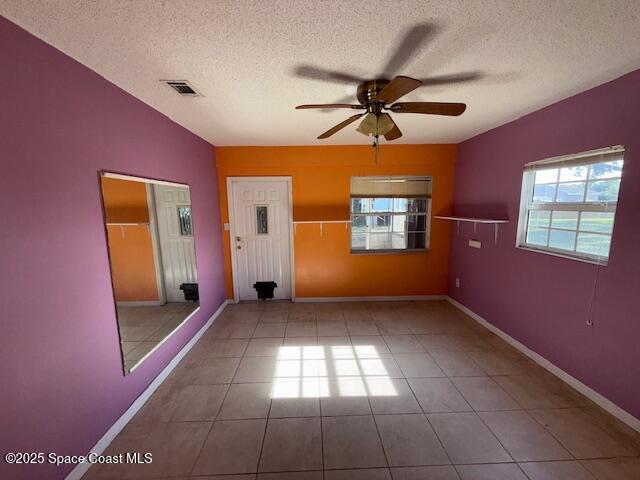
[[390, 102, 467, 116], [373, 76, 422, 103], [318, 114, 365, 139], [417, 71, 483, 87], [296, 104, 364, 110], [381, 22, 439, 77], [294, 64, 363, 84], [384, 118, 402, 141]]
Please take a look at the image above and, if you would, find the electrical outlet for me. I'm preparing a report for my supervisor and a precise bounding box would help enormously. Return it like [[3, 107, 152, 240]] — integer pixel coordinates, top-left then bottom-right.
[[455, 278, 460, 288], [469, 239, 482, 249]]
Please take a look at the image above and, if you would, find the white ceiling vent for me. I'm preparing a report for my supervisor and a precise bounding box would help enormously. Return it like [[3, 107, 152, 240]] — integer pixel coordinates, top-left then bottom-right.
[[161, 80, 201, 97]]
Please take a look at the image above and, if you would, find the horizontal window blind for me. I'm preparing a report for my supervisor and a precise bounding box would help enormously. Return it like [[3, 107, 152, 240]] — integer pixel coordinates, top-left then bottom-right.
[[524, 146, 624, 170], [350, 176, 432, 197]]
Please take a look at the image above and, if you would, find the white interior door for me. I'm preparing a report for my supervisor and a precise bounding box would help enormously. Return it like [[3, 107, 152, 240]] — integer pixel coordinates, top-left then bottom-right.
[[154, 184, 197, 302], [230, 178, 292, 301]]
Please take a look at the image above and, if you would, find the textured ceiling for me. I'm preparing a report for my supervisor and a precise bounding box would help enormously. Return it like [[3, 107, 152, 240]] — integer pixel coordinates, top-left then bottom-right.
[[2, 1, 640, 146]]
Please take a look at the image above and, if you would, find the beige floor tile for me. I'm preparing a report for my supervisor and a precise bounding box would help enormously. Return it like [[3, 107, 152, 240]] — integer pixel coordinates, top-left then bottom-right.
[[390, 466, 461, 479], [233, 356, 278, 383], [218, 383, 272, 419], [213, 323, 257, 339], [317, 336, 352, 348], [448, 334, 494, 352], [192, 419, 266, 475], [375, 320, 412, 335], [518, 461, 596, 480], [285, 322, 317, 337], [321, 378, 372, 416], [456, 463, 527, 480], [131, 381, 180, 424], [253, 323, 286, 338], [358, 354, 404, 378], [492, 375, 583, 409], [200, 339, 249, 358], [407, 378, 473, 413], [283, 336, 317, 345], [324, 468, 392, 479], [467, 350, 529, 375], [199, 476, 256, 480], [121, 341, 141, 355], [383, 335, 425, 353], [176, 357, 240, 385], [269, 396, 320, 418], [580, 457, 640, 480], [258, 472, 322, 480], [427, 412, 512, 464], [451, 377, 520, 411], [82, 423, 154, 479], [350, 335, 391, 355], [529, 408, 635, 458], [245, 338, 284, 357], [170, 384, 228, 421], [260, 310, 289, 323], [431, 351, 485, 377], [376, 414, 449, 466], [258, 417, 322, 472], [346, 319, 380, 335], [394, 353, 445, 378], [128, 421, 210, 477], [368, 378, 422, 414], [415, 335, 462, 352], [478, 411, 571, 461], [317, 319, 349, 336], [322, 415, 387, 469]]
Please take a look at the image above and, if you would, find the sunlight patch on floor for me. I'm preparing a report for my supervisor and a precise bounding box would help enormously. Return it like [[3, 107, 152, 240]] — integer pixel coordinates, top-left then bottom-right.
[[270, 344, 397, 398]]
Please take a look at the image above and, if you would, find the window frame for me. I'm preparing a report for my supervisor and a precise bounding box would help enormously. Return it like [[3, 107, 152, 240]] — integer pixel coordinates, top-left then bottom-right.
[[349, 195, 432, 254], [515, 146, 624, 265]]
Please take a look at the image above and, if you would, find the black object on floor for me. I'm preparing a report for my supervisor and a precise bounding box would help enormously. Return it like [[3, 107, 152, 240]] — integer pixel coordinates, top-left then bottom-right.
[[253, 281, 277, 300], [180, 283, 199, 302]]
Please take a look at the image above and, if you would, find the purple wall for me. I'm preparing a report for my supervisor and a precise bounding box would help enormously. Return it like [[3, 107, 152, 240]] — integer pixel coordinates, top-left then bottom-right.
[[449, 69, 640, 421], [0, 17, 226, 479]]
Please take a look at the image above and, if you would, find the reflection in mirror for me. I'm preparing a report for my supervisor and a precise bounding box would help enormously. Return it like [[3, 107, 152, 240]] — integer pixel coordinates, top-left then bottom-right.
[[100, 173, 199, 373]]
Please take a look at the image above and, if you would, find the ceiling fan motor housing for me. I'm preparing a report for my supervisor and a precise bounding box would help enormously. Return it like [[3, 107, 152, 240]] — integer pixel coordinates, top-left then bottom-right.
[[356, 79, 390, 106]]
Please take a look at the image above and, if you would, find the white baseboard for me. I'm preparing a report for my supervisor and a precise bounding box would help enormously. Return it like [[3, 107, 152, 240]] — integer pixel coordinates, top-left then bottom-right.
[[446, 296, 640, 433], [295, 295, 446, 303], [116, 300, 164, 307], [66, 300, 228, 480]]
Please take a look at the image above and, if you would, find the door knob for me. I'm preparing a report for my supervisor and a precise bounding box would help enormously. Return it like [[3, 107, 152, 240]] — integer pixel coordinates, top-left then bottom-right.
[[237, 245, 242, 250], [236, 236, 241, 242]]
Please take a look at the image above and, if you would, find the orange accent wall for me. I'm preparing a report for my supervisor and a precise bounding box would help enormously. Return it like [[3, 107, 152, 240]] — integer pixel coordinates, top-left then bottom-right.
[[216, 145, 456, 299], [101, 178, 159, 301]]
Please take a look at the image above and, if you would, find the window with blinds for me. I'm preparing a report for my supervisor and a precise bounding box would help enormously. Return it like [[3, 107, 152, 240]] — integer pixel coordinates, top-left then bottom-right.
[[516, 146, 624, 264], [350, 176, 432, 253]]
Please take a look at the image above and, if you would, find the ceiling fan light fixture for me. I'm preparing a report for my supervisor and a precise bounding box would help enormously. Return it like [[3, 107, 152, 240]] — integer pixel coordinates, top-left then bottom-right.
[[356, 112, 396, 137], [356, 112, 378, 136], [377, 113, 395, 136]]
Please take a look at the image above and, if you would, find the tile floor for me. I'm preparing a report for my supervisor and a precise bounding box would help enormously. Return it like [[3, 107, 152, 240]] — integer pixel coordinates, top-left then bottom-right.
[[84, 300, 640, 479], [118, 302, 199, 371]]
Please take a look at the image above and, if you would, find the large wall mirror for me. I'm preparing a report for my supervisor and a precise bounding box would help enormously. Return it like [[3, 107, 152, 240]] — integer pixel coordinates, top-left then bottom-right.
[[100, 172, 199, 373]]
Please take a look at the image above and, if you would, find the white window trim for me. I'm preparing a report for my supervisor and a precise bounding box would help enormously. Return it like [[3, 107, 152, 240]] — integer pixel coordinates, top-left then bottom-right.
[[349, 198, 432, 254], [515, 146, 624, 266]]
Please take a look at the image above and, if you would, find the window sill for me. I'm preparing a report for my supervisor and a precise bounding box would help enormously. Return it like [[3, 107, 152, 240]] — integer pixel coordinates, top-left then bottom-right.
[[350, 248, 429, 256], [516, 244, 608, 266]]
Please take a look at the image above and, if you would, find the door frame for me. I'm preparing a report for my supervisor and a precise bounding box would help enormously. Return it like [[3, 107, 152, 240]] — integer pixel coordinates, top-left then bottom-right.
[[226, 176, 295, 304], [146, 184, 166, 305]]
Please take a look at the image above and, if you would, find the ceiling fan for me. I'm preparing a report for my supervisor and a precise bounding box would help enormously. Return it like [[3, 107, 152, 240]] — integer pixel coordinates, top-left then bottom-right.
[[294, 23, 474, 142]]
